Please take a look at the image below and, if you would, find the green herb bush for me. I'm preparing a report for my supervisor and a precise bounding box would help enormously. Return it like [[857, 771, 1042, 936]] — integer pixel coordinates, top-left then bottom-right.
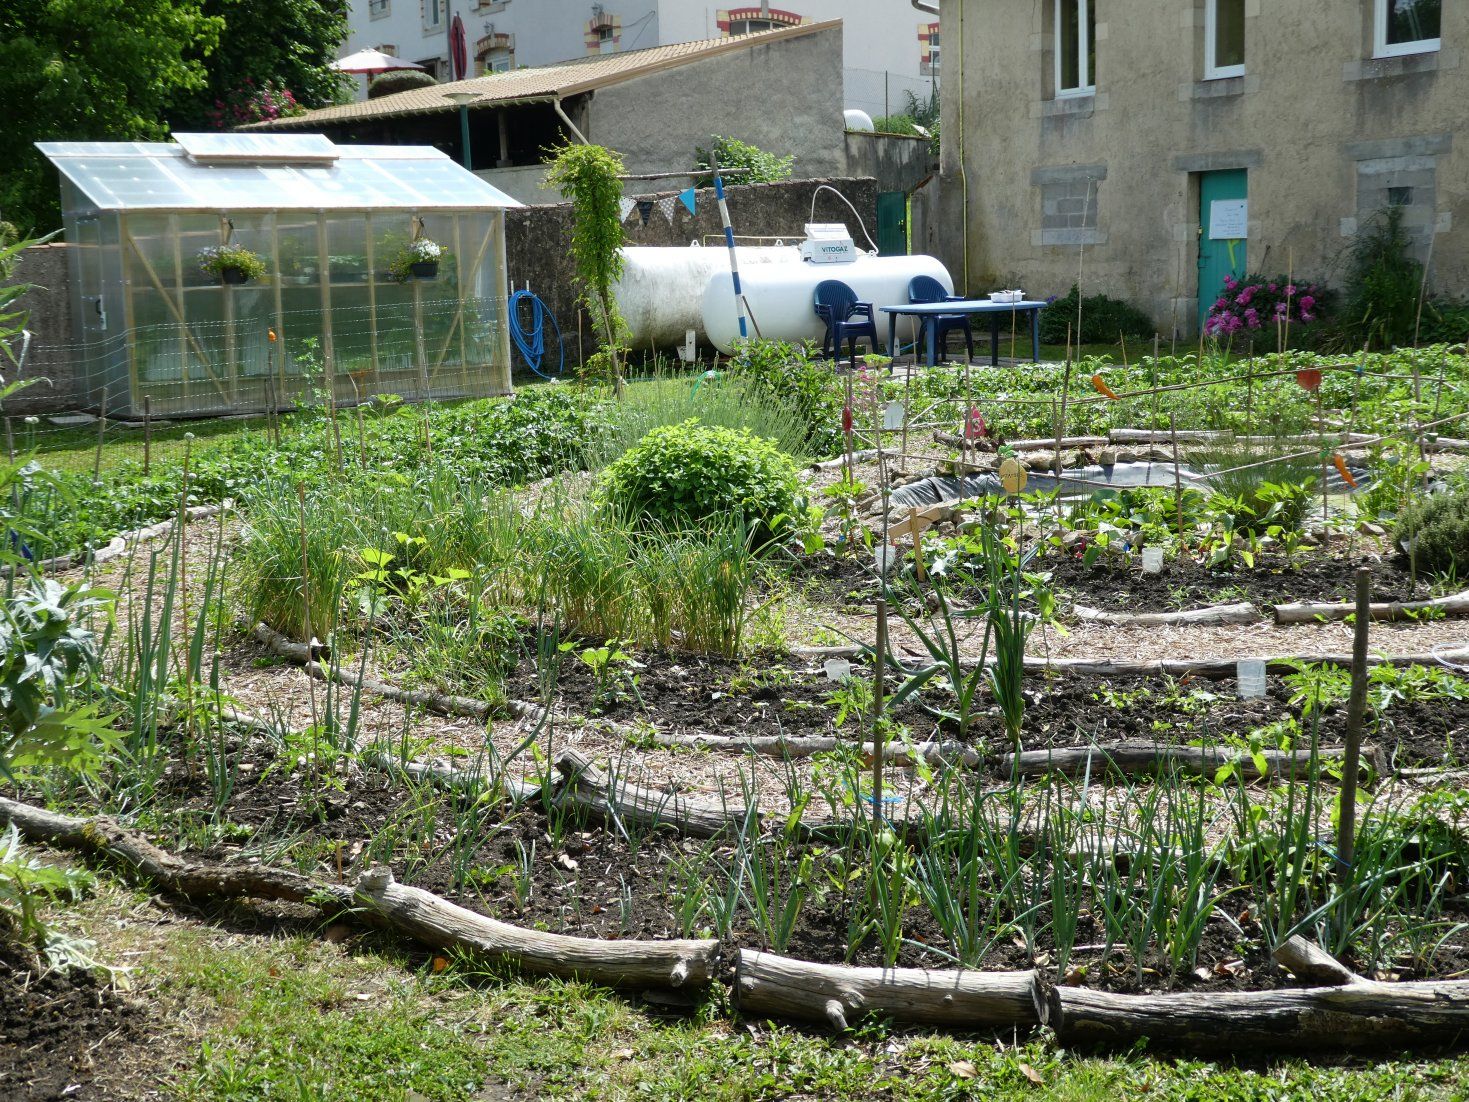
[[726, 338, 842, 457], [600, 420, 800, 540], [1038, 284, 1156, 345], [368, 69, 437, 97], [1396, 485, 1469, 575]]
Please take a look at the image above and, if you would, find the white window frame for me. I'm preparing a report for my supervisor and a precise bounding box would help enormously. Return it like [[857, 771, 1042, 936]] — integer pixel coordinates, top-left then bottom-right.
[[1204, 0, 1246, 79], [1374, 0, 1441, 58], [422, 0, 445, 33], [1054, 0, 1095, 97], [369, 0, 389, 20]]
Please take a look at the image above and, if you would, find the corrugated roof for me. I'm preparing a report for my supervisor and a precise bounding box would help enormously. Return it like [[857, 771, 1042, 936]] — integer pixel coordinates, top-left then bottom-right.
[[248, 20, 839, 130], [36, 139, 521, 212]]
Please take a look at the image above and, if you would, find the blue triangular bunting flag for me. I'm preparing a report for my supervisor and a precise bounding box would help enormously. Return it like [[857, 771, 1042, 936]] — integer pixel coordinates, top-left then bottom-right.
[[678, 187, 697, 216]]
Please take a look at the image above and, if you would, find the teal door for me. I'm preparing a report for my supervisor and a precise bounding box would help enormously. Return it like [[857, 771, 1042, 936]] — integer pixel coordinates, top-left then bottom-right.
[[1197, 169, 1248, 330], [876, 191, 908, 256]]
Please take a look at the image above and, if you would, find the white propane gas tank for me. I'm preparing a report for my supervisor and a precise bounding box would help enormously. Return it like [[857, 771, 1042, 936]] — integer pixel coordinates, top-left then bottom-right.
[[614, 245, 801, 349], [700, 254, 954, 354]]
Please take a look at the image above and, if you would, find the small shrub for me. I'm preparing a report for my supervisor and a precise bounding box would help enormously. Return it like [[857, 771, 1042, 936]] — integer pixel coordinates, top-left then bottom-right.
[[1334, 205, 1424, 350], [726, 338, 843, 456], [600, 420, 800, 540], [1038, 284, 1155, 345], [368, 70, 438, 98], [1396, 486, 1469, 575], [694, 137, 794, 188]]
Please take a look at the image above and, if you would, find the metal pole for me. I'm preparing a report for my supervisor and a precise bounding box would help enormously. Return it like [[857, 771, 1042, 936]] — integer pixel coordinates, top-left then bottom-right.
[[459, 105, 473, 170], [711, 151, 748, 341]]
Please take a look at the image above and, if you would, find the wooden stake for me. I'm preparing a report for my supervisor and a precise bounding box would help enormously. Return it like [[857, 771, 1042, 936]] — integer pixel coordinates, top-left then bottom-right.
[[1336, 567, 1372, 889], [909, 507, 926, 582], [1170, 413, 1185, 542], [92, 386, 108, 483], [871, 597, 889, 825], [142, 397, 152, 475]]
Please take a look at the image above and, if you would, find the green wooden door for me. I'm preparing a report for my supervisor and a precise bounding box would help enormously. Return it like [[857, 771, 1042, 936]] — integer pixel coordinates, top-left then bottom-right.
[[876, 191, 908, 256], [1197, 169, 1248, 330]]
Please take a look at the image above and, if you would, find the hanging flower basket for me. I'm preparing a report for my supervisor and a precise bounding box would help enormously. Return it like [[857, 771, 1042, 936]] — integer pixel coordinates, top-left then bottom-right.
[[197, 243, 267, 286], [388, 238, 442, 282]]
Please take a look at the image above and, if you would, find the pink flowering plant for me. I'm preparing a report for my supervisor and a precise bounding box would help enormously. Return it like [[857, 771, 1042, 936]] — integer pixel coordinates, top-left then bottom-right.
[[1203, 273, 1326, 341], [205, 79, 307, 129]]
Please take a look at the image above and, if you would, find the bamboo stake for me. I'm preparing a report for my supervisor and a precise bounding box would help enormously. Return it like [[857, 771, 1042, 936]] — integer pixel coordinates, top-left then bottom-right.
[[1170, 413, 1185, 543], [1337, 568, 1371, 889], [142, 397, 152, 474], [871, 596, 889, 825]]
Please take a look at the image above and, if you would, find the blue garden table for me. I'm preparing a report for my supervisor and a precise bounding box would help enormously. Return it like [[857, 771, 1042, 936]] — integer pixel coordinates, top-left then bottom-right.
[[881, 300, 1046, 368]]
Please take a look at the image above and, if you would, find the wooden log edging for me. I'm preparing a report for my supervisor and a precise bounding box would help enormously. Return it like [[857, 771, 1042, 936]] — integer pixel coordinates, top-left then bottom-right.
[[14, 502, 231, 576], [787, 645, 1469, 678], [735, 950, 1045, 1031], [253, 622, 545, 724], [554, 747, 752, 838], [1273, 589, 1469, 625], [1073, 601, 1259, 627], [998, 741, 1351, 781], [1049, 980, 1469, 1051], [0, 794, 717, 991]]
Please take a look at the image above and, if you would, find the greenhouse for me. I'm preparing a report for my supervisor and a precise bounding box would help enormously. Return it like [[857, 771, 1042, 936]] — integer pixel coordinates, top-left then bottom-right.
[[38, 133, 520, 417]]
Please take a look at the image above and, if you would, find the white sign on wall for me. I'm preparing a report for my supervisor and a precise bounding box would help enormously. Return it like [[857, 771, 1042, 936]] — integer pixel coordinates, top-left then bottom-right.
[[1209, 199, 1249, 240]]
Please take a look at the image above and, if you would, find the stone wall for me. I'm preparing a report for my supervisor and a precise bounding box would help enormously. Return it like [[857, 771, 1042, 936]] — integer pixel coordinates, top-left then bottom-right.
[[505, 175, 878, 360]]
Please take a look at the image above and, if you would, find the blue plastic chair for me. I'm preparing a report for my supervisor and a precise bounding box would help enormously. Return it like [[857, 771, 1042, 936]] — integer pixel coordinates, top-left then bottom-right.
[[908, 275, 975, 362], [813, 280, 879, 365]]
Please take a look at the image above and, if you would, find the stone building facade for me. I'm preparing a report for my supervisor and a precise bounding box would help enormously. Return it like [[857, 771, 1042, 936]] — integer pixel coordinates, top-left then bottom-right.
[[935, 0, 1464, 337]]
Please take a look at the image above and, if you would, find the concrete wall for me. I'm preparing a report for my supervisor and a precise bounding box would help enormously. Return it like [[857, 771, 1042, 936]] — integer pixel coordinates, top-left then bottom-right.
[[588, 23, 847, 181], [505, 175, 878, 360], [7, 244, 82, 413], [844, 130, 936, 194], [941, 0, 1469, 337]]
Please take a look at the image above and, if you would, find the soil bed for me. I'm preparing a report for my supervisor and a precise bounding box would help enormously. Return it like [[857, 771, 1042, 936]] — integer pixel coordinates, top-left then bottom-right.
[[1046, 548, 1438, 614], [0, 942, 145, 1102], [497, 642, 1469, 768]]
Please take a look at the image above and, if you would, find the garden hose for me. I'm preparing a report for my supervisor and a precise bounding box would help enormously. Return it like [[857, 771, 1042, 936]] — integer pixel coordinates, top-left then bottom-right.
[[508, 289, 564, 379]]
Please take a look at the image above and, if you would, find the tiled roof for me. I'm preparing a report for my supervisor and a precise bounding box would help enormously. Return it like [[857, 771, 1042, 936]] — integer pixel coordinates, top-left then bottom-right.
[[249, 20, 838, 129]]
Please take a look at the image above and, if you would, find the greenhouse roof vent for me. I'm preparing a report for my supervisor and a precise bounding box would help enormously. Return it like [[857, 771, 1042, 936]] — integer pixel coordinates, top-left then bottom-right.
[[173, 132, 340, 165]]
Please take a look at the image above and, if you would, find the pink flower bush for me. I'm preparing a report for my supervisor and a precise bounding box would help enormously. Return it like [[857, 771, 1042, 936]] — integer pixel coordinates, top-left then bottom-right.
[[1204, 273, 1326, 339], [206, 79, 306, 129]]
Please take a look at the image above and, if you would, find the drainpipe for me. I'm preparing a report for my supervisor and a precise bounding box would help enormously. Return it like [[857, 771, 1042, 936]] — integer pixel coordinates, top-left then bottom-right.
[[911, 0, 966, 292], [553, 98, 589, 144]]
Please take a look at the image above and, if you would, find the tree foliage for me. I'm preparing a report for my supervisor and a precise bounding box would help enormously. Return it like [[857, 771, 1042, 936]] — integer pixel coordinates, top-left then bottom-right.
[[0, 0, 221, 232], [169, 0, 352, 130], [694, 136, 794, 188], [543, 143, 628, 379]]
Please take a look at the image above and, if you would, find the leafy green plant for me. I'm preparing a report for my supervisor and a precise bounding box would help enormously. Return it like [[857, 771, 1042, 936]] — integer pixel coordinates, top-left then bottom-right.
[[0, 578, 115, 780], [0, 825, 95, 963], [1334, 205, 1425, 350], [544, 143, 628, 379], [599, 420, 801, 542], [1038, 284, 1155, 345], [1396, 483, 1469, 576], [694, 136, 794, 187], [726, 338, 843, 456]]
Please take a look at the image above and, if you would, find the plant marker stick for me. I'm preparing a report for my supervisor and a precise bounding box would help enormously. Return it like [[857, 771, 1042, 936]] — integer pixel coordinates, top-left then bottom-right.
[[1056, 326, 1073, 476], [711, 150, 748, 343], [1337, 567, 1371, 889]]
